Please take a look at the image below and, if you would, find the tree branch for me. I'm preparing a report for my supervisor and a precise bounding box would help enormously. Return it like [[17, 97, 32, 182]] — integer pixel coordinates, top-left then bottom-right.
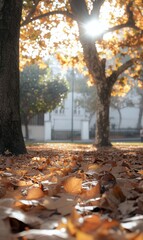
[[21, 10, 74, 26], [95, 0, 142, 40], [91, 0, 105, 19], [110, 23, 140, 32], [21, 0, 41, 26], [108, 59, 135, 85], [116, 59, 134, 76], [69, 0, 89, 22], [126, 0, 134, 24]]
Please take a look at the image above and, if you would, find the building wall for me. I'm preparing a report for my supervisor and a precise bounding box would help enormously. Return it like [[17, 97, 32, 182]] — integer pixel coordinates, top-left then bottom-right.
[[45, 92, 89, 131], [110, 107, 140, 129], [22, 125, 44, 141], [22, 91, 142, 141]]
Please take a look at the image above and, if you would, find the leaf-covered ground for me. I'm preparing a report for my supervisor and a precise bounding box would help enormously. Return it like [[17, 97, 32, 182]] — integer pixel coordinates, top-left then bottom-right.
[[0, 143, 143, 240]]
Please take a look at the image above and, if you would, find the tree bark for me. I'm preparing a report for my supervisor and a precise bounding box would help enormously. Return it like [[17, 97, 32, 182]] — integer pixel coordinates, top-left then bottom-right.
[[78, 35, 112, 146], [0, 0, 26, 154], [95, 83, 112, 146]]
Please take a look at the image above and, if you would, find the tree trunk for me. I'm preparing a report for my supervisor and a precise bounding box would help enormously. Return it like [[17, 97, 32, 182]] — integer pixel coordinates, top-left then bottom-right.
[[70, 0, 131, 147], [0, 0, 26, 154], [78, 36, 112, 146], [95, 84, 112, 146]]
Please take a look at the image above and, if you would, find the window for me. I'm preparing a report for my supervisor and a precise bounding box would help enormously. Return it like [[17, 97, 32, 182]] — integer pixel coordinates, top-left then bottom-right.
[[74, 100, 81, 115], [54, 107, 65, 115], [29, 113, 44, 125]]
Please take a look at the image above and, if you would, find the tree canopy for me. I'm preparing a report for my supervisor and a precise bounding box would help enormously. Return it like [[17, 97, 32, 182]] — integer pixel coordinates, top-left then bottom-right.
[[20, 63, 68, 139], [20, 0, 143, 69]]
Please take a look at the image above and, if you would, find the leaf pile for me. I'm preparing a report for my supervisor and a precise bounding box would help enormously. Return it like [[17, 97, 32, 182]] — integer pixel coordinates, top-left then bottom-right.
[[0, 143, 143, 240]]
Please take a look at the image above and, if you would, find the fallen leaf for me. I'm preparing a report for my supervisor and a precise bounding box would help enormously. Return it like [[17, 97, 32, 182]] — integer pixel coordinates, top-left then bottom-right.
[[0, 185, 6, 198], [26, 187, 45, 200], [80, 183, 100, 199], [76, 230, 94, 240], [112, 185, 126, 202], [14, 229, 68, 239], [138, 170, 143, 175], [121, 215, 143, 231], [99, 172, 116, 192], [63, 176, 82, 195]]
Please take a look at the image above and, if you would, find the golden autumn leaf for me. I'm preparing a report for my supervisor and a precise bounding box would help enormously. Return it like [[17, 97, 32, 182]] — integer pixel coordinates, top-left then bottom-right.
[[80, 215, 102, 233], [134, 233, 143, 240], [63, 176, 82, 195], [138, 170, 143, 175], [76, 230, 94, 240], [17, 180, 33, 187], [26, 187, 45, 200], [67, 218, 78, 236], [88, 164, 101, 172], [80, 183, 100, 200]]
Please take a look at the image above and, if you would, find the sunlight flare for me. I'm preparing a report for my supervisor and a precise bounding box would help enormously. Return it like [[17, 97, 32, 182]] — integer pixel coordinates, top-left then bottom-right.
[[84, 19, 107, 37]]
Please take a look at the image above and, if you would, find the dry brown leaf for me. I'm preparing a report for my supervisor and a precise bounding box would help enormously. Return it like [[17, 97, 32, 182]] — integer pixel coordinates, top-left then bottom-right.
[[63, 176, 82, 195], [76, 230, 94, 240], [119, 200, 136, 216], [112, 185, 126, 202], [0, 185, 6, 198], [134, 233, 143, 240], [80, 183, 100, 199], [97, 218, 120, 231], [80, 215, 102, 233], [138, 170, 143, 175], [67, 218, 77, 236], [16, 180, 33, 187], [99, 172, 117, 191], [26, 187, 45, 200], [41, 194, 76, 215]]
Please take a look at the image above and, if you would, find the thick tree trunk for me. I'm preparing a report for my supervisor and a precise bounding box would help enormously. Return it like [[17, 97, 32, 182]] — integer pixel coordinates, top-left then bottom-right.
[[0, 0, 26, 154], [95, 84, 112, 147], [77, 35, 112, 146], [79, 37, 112, 146], [79, 38, 112, 146]]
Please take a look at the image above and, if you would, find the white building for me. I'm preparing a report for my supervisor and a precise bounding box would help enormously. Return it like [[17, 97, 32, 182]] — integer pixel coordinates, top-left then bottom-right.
[[22, 89, 142, 141]]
